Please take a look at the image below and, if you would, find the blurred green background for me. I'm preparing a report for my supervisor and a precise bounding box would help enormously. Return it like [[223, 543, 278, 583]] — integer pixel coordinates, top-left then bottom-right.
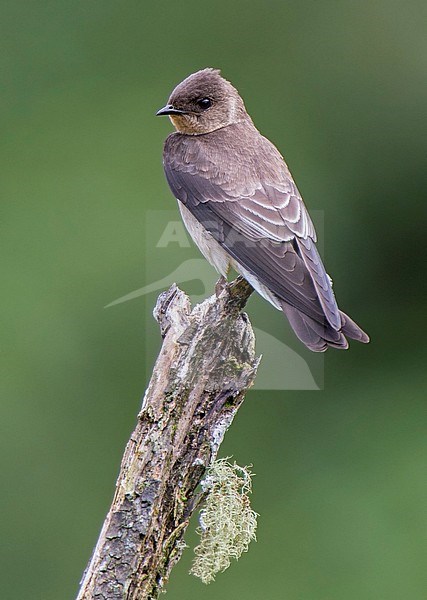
[[1, 1, 426, 598]]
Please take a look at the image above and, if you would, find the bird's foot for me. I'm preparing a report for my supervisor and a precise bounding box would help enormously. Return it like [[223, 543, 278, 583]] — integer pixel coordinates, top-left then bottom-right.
[[215, 275, 228, 297]]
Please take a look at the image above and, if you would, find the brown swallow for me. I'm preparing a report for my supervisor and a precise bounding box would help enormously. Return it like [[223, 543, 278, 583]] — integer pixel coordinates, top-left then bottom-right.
[[156, 68, 369, 351]]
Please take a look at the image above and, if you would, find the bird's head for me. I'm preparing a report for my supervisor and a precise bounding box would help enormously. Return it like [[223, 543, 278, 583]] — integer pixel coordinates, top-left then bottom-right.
[[156, 68, 248, 135]]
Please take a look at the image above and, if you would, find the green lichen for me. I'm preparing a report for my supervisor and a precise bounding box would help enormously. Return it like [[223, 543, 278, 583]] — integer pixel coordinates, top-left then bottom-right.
[[190, 458, 258, 584]]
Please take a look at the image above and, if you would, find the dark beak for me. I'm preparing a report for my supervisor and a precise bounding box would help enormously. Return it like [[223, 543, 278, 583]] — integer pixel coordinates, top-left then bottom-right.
[[156, 104, 188, 116]]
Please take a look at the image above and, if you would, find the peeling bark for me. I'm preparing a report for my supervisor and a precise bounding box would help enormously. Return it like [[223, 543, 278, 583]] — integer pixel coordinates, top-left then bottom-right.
[[76, 278, 259, 599]]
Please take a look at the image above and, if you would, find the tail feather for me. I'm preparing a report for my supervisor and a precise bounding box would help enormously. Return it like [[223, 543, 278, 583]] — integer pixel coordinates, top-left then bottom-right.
[[339, 310, 370, 344], [281, 302, 369, 352], [281, 303, 348, 352]]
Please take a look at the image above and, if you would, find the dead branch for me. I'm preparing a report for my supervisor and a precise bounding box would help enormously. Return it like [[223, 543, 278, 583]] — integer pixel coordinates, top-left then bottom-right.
[[76, 278, 259, 599]]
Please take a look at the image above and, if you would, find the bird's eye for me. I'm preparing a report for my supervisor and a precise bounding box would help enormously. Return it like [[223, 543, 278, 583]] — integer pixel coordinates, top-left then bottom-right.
[[196, 97, 212, 109]]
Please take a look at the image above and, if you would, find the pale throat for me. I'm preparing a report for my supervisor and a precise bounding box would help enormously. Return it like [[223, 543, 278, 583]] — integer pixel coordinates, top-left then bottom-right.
[[169, 114, 202, 135], [169, 100, 240, 135]]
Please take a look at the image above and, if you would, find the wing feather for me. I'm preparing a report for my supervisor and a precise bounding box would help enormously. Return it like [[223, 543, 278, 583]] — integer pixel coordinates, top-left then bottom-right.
[[163, 126, 341, 329]]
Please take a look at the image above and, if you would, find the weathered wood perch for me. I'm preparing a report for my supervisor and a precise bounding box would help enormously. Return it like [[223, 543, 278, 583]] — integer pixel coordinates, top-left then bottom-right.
[[77, 277, 259, 599]]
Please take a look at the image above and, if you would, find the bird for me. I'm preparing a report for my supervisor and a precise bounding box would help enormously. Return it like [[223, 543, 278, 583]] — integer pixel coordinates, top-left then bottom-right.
[[156, 68, 369, 352]]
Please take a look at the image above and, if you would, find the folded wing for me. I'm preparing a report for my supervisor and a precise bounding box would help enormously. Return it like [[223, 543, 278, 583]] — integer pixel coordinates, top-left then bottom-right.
[[164, 130, 341, 331]]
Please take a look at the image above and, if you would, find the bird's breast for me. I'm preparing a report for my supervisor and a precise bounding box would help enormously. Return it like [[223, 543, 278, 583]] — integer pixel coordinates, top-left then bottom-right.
[[177, 201, 231, 277]]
